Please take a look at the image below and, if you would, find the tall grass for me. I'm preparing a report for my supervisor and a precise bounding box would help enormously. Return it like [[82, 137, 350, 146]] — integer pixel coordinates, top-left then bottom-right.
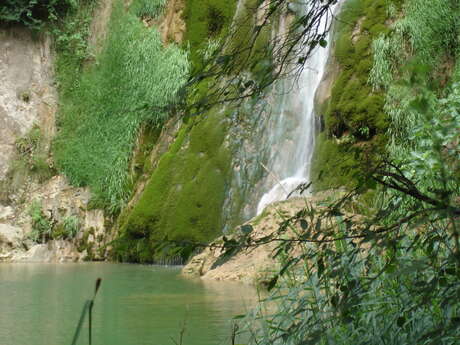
[[371, 0, 459, 91], [130, 0, 166, 19], [368, 0, 460, 218], [54, 0, 189, 212]]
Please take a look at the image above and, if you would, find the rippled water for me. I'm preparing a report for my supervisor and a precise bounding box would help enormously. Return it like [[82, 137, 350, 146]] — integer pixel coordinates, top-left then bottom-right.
[[0, 263, 256, 345]]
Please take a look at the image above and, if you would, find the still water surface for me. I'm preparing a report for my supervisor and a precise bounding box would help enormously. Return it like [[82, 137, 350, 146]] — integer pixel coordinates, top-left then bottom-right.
[[0, 263, 256, 345]]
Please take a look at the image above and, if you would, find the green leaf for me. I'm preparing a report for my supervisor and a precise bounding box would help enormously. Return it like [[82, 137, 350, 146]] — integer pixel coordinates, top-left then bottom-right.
[[300, 219, 308, 230]]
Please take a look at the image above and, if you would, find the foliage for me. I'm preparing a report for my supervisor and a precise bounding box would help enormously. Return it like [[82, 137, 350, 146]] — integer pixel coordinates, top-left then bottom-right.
[[53, 0, 189, 212], [368, 0, 460, 221], [51, 1, 96, 71], [111, 0, 245, 262], [225, 7, 460, 337], [129, 0, 166, 19], [53, 215, 80, 239], [370, 0, 459, 90], [233, 84, 460, 342], [370, 0, 460, 139], [28, 200, 52, 243], [14, 125, 55, 183], [0, 0, 78, 28], [242, 203, 460, 344]]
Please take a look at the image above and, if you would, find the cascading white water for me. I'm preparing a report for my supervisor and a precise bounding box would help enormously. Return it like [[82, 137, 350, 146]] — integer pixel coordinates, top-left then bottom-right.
[[256, 5, 334, 215]]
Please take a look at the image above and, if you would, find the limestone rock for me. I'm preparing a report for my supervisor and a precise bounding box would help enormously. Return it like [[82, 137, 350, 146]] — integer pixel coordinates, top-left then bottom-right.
[[0, 27, 56, 180], [11, 240, 81, 263], [0, 223, 22, 252], [183, 191, 349, 285]]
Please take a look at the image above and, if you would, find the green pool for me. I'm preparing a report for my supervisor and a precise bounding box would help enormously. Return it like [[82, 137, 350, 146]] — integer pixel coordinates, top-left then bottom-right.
[[0, 263, 256, 345]]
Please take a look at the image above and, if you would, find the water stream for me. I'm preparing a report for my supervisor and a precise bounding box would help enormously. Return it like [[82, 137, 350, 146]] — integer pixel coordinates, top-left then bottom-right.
[[256, 5, 334, 214]]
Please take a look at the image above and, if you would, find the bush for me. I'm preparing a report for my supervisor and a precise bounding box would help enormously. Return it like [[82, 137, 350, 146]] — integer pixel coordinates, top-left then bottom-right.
[[0, 0, 77, 28], [28, 200, 52, 243], [53, 215, 80, 239]]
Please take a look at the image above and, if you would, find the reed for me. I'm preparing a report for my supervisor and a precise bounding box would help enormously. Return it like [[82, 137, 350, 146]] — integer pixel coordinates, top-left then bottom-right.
[[71, 278, 102, 345]]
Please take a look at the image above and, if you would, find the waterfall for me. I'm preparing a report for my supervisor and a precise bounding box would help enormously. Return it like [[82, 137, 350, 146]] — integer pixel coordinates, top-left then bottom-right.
[[256, 4, 335, 215]]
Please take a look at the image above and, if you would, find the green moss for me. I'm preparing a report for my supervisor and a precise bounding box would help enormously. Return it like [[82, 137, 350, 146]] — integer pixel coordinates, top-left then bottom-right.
[[311, 133, 361, 191], [312, 0, 395, 190], [114, 111, 232, 263], [183, 0, 238, 66], [131, 124, 162, 183]]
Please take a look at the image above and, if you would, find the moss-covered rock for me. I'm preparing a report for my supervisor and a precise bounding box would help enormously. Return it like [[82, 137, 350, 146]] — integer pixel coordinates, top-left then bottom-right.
[[183, 0, 238, 66], [312, 0, 398, 190], [114, 111, 233, 263]]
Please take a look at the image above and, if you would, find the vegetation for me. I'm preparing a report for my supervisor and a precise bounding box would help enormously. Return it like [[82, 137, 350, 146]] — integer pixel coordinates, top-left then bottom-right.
[[112, 0, 247, 262], [53, 215, 80, 239], [15, 125, 55, 183], [0, 0, 78, 28], [130, 0, 166, 19], [114, 111, 232, 263], [53, 0, 189, 213], [182, 0, 238, 67], [28, 200, 53, 243], [311, 0, 400, 191], [368, 0, 460, 218], [224, 1, 460, 344], [29, 200, 82, 242], [0, 125, 55, 202], [241, 165, 460, 344]]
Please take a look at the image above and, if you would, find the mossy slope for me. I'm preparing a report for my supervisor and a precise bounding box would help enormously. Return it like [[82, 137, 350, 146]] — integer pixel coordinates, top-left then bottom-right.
[[112, 0, 245, 262], [311, 0, 401, 190], [183, 0, 238, 66], [115, 112, 232, 262]]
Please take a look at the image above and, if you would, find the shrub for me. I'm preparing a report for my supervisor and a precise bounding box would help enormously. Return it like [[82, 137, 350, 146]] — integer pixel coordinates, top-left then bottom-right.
[[53, 215, 80, 239], [28, 200, 52, 243], [0, 0, 78, 28]]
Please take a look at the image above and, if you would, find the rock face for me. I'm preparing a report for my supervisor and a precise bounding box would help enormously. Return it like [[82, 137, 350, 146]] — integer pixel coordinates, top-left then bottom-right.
[[156, 0, 186, 44], [183, 198, 311, 284], [9, 240, 82, 263], [0, 27, 56, 180], [0, 26, 107, 262], [0, 224, 22, 254], [183, 191, 349, 284]]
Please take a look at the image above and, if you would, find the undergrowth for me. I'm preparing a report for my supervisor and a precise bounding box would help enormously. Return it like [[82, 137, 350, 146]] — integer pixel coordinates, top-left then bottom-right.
[[130, 0, 166, 19], [369, 0, 460, 220], [53, 0, 189, 213], [0, 0, 79, 28]]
